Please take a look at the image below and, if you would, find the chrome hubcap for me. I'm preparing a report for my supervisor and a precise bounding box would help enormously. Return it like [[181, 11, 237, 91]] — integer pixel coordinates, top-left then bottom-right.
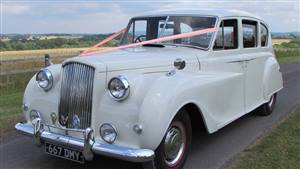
[[164, 122, 186, 167]]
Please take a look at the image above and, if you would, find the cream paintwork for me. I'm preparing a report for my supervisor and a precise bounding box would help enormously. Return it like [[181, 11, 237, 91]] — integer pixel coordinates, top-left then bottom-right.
[[21, 11, 283, 151]]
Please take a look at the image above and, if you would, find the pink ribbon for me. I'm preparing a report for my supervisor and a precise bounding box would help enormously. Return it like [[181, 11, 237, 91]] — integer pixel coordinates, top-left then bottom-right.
[[80, 27, 217, 57], [81, 28, 126, 55]]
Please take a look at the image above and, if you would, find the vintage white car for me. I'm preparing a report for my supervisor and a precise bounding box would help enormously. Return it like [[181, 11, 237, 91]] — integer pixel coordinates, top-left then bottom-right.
[[16, 9, 283, 169]]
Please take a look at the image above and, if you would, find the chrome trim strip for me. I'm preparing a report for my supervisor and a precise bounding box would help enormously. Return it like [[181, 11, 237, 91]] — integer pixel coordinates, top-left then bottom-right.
[[45, 124, 86, 133], [15, 123, 155, 163], [227, 60, 245, 63], [227, 58, 256, 63], [245, 58, 256, 62]]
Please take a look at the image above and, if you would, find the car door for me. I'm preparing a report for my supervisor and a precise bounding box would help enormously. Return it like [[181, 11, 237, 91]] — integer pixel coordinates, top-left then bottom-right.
[[241, 19, 266, 113], [204, 18, 246, 124]]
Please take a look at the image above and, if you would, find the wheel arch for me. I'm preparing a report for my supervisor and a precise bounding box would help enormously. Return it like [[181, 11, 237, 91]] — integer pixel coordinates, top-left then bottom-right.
[[180, 103, 209, 134], [139, 100, 211, 150]]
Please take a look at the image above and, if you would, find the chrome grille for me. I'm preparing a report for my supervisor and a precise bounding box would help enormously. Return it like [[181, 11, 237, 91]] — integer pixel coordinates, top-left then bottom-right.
[[59, 62, 94, 129]]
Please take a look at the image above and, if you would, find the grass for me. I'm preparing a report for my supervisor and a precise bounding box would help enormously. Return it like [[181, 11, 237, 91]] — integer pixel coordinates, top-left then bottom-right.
[[0, 92, 24, 134], [0, 71, 36, 133], [0, 72, 35, 134], [0, 72, 35, 94], [229, 106, 300, 169], [275, 49, 300, 64], [0, 93, 23, 118]]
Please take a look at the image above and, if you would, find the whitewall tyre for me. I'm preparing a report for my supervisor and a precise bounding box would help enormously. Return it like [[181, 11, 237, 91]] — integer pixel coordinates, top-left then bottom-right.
[[146, 110, 192, 169]]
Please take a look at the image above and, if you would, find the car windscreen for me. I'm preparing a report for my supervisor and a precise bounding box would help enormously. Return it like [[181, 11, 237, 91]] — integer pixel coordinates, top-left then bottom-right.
[[121, 16, 217, 49]]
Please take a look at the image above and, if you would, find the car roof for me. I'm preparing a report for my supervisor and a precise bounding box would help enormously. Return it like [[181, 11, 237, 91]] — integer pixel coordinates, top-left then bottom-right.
[[133, 9, 262, 20]]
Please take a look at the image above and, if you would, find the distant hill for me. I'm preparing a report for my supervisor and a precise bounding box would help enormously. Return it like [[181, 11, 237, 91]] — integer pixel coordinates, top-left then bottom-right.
[[272, 32, 300, 39], [1, 31, 299, 51], [0, 34, 117, 51]]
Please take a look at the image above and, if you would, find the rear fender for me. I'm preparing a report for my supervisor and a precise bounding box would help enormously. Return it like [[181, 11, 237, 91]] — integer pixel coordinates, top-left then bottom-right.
[[263, 57, 283, 101]]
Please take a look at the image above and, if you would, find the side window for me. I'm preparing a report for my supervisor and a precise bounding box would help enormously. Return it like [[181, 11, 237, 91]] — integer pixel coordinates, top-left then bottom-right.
[[134, 20, 147, 41], [180, 23, 193, 44], [242, 20, 257, 48], [157, 21, 175, 44], [213, 19, 238, 50], [158, 21, 175, 37], [123, 23, 134, 44], [260, 23, 268, 47]]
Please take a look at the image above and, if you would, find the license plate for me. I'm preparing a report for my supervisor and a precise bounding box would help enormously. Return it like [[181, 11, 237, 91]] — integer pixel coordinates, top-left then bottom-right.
[[45, 142, 84, 163]]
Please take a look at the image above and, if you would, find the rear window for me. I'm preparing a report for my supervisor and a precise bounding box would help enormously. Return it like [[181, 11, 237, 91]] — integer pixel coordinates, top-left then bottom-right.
[[242, 20, 258, 48], [260, 23, 268, 47]]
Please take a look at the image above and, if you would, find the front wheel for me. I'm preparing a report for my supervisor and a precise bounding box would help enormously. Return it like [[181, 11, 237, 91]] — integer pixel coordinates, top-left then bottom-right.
[[258, 93, 277, 116], [146, 110, 192, 169]]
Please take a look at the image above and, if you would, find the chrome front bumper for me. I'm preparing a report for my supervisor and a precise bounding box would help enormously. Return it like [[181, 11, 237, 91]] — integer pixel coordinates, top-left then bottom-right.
[[15, 121, 154, 163]]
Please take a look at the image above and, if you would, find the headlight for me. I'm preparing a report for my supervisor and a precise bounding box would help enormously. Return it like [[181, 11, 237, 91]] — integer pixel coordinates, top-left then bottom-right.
[[100, 123, 117, 144], [36, 69, 53, 91], [108, 75, 130, 101], [30, 110, 41, 122]]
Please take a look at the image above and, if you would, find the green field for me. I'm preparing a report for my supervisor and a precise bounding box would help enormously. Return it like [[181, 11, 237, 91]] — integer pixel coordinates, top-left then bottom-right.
[[0, 72, 35, 133], [276, 49, 300, 63], [230, 106, 300, 169], [0, 92, 24, 133], [274, 38, 300, 63]]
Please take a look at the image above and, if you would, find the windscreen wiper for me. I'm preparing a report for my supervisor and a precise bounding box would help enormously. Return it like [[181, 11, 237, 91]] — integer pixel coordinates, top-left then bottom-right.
[[142, 43, 165, 48]]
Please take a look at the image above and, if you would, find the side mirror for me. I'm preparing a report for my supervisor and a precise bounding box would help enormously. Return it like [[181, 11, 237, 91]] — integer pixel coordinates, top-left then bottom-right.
[[44, 54, 53, 67]]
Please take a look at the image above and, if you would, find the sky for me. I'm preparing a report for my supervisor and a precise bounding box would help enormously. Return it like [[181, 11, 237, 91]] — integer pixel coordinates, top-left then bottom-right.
[[1, 0, 299, 34]]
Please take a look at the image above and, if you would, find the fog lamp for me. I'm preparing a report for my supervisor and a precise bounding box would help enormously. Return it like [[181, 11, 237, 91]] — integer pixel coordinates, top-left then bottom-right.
[[100, 123, 117, 144]]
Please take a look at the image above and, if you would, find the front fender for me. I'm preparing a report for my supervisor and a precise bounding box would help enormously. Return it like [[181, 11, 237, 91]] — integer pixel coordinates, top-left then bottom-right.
[[138, 71, 244, 149], [22, 64, 62, 124]]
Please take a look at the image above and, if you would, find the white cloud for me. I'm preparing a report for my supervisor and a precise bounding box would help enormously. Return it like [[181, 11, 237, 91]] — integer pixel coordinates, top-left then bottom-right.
[[2, 2, 130, 34], [2, 3, 31, 15], [1, 0, 299, 33], [47, 4, 130, 33], [154, 0, 299, 32]]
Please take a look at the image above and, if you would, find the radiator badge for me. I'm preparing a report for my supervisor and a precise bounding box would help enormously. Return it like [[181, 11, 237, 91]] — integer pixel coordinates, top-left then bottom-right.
[[50, 112, 57, 124], [60, 115, 68, 126], [72, 115, 80, 129]]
